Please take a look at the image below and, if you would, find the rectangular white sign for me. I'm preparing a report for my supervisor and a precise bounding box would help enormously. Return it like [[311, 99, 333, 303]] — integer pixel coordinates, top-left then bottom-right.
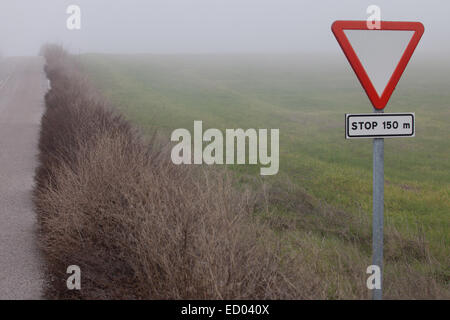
[[345, 113, 415, 139]]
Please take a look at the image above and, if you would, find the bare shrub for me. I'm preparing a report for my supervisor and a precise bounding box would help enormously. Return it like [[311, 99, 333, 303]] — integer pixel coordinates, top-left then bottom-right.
[[35, 45, 317, 299]]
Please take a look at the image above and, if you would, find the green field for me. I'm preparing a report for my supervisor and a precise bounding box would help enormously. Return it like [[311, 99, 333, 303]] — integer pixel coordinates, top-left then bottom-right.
[[79, 53, 449, 297]]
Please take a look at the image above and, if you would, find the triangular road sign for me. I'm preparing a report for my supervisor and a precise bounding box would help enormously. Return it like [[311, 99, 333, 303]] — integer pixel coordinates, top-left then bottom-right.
[[332, 21, 424, 110]]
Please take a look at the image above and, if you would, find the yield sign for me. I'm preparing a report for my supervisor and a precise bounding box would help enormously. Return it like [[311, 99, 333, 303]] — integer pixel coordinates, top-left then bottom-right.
[[332, 21, 424, 110]]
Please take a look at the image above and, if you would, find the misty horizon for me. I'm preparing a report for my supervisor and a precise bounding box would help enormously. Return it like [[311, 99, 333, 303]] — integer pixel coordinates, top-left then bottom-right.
[[1, 0, 449, 57]]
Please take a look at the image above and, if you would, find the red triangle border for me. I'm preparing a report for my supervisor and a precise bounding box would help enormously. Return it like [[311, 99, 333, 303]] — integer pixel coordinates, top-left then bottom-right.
[[332, 20, 424, 110]]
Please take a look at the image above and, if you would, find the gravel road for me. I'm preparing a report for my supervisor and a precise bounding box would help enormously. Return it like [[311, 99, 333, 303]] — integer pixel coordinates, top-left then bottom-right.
[[0, 56, 46, 299]]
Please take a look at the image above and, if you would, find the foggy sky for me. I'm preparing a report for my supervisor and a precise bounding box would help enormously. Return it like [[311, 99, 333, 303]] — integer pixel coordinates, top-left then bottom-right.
[[1, 0, 449, 56]]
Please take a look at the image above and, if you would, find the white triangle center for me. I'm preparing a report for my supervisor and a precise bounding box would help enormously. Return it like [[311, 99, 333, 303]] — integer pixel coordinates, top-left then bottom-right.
[[344, 30, 414, 96]]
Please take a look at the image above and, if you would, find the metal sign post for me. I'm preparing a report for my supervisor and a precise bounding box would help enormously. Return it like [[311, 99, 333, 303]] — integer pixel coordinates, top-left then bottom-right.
[[372, 111, 384, 300], [332, 20, 424, 300]]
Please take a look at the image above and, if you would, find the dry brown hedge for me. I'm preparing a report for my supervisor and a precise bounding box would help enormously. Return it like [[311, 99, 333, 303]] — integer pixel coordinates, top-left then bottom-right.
[[34, 44, 316, 299]]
